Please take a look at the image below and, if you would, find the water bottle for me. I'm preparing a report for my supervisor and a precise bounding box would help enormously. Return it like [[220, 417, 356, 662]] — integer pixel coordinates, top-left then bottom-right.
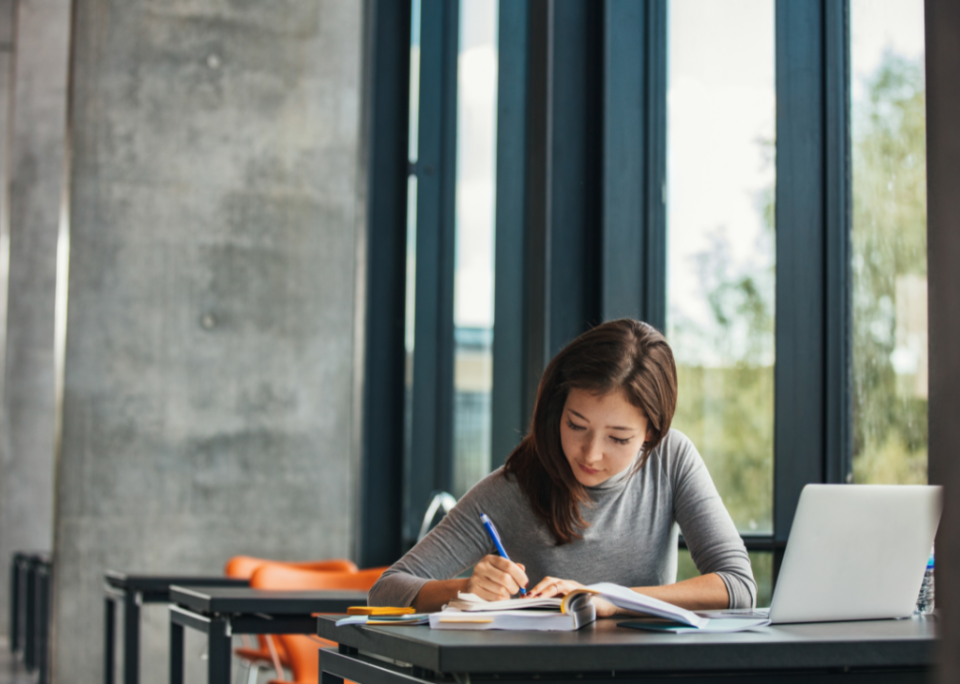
[[914, 547, 935, 616]]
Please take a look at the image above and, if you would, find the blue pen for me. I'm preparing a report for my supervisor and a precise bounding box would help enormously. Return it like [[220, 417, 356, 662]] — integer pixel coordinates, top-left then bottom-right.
[[480, 512, 526, 595]]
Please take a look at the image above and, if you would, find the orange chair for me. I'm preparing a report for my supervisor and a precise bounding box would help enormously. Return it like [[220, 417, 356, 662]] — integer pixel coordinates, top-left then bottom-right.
[[249, 563, 388, 684], [225, 555, 358, 580], [225, 557, 359, 680]]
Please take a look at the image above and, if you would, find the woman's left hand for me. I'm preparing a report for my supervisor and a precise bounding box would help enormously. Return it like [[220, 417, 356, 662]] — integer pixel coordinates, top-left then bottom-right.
[[526, 576, 619, 617]]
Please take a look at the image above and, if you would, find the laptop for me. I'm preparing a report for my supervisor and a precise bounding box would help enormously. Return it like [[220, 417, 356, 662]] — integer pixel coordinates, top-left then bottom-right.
[[715, 484, 941, 624]]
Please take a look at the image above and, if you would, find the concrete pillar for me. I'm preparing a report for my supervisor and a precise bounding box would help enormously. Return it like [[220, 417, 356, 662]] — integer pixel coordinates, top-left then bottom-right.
[[52, 1, 366, 682], [0, 0, 73, 634], [0, 0, 14, 541]]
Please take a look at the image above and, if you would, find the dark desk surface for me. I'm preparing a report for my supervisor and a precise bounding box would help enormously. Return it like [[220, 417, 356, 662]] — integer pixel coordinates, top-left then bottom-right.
[[171, 586, 367, 615], [105, 572, 248, 594], [318, 615, 937, 675]]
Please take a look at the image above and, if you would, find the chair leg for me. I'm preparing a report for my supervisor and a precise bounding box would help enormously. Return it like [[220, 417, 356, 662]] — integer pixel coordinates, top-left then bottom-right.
[[235, 659, 249, 684], [246, 663, 260, 684], [265, 637, 283, 682]]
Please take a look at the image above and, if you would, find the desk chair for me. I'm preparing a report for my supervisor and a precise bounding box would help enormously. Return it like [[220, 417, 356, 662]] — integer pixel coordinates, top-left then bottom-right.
[[225, 556, 358, 683], [249, 564, 387, 684]]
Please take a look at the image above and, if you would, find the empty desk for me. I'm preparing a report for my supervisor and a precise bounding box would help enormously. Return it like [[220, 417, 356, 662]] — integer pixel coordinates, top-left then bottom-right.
[[9, 551, 52, 678], [169, 585, 366, 684], [103, 572, 248, 684]]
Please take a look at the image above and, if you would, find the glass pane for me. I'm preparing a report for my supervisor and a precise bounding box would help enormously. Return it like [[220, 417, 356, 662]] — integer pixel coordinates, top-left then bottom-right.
[[452, 0, 498, 499], [850, 0, 927, 484], [666, 0, 776, 534], [677, 548, 773, 608], [403, 0, 422, 505]]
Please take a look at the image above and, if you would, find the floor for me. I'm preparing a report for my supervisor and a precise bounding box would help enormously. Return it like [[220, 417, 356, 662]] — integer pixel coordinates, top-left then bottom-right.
[[0, 639, 38, 684]]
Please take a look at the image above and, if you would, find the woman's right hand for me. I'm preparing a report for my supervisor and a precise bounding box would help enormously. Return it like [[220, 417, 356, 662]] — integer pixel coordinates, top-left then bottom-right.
[[464, 555, 528, 601]]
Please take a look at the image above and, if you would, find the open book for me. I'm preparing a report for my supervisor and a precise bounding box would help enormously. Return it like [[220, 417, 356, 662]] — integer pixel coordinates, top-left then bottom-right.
[[430, 582, 711, 631], [429, 592, 596, 631]]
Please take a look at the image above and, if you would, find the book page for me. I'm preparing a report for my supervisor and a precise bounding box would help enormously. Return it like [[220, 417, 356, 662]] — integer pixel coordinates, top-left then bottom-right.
[[447, 592, 563, 612]]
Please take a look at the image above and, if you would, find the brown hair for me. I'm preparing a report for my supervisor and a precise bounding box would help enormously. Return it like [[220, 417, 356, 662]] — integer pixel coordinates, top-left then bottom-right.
[[502, 319, 678, 544]]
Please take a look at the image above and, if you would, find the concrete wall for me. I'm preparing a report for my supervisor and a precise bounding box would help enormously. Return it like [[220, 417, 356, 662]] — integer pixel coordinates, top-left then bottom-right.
[[0, 3, 14, 584], [0, 0, 72, 632], [52, 1, 366, 682]]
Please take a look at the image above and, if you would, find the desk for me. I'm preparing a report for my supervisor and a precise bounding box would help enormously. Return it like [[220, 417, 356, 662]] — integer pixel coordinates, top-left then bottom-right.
[[169, 586, 366, 684], [103, 572, 248, 684], [317, 615, 936, 684], [9, 551, 52, 677]]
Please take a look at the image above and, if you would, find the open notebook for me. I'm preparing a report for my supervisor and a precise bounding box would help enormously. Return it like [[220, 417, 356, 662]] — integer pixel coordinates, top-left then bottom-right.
[[430, 582, 729, 631]]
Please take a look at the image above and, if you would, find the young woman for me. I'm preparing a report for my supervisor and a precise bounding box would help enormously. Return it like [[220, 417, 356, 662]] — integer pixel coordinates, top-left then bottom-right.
[[368, 319, 756, 616]]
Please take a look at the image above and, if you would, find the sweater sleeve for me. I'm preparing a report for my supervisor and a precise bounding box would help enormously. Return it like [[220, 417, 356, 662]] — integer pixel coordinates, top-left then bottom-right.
[[367, 472, 502, 607], [668, 432, 757, 609]]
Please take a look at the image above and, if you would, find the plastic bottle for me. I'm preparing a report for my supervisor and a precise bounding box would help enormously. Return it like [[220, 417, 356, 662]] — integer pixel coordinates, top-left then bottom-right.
[[915, 547, 935, 616]]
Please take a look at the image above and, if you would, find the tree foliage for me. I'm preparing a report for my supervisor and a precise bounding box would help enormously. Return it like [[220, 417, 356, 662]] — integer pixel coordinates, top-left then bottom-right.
[[673, 50, 927, 600], [850, 51, 928, 484]]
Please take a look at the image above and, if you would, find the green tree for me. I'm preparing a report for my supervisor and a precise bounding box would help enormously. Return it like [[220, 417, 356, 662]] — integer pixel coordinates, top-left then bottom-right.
[[851, 51, 928, 484]]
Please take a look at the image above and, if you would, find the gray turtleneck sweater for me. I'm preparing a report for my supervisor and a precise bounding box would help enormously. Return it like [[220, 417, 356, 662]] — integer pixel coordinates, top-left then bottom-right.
[[368, 430, 757, 610]]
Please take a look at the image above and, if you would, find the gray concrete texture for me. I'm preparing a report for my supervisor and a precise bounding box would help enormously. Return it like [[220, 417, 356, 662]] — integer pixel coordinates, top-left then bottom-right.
[[0, 0, 15, 533], [53, 1, 366, 683], [0, 0, 72, 635]]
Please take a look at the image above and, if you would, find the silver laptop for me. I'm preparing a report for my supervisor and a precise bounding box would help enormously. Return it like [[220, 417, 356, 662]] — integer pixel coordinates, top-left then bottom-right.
[[720, 484, 941, 624]]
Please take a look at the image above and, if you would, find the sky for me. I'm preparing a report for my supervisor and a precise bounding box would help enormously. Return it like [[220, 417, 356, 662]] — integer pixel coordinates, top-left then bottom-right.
[[666, 0, 776, 366]]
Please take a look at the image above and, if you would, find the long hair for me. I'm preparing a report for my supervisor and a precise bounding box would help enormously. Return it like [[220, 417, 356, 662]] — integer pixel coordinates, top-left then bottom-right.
[[503, 319, 678, 544]]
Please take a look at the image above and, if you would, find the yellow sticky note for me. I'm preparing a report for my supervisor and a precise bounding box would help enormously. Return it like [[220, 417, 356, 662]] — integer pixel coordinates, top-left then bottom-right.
[[346, 606, 416, 616]]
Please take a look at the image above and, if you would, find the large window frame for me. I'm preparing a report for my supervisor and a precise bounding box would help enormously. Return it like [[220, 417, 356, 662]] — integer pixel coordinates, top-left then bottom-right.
[[359, 0, 892, 584]]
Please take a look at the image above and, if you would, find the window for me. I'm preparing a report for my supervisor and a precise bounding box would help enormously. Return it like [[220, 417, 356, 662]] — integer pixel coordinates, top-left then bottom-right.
[[399, 0, 500, 545], [667, 0, 776, 602], [366, 0, 920, 583], [850, 0, 927, 485], [666, 0, 776, 536], [452, 0, 499, 498]]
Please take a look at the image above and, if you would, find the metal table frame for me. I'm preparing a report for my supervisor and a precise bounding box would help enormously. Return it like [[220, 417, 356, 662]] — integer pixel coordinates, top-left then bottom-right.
[[168, 586, 366, 684], [103, 572, 248, 684], [316, 615, 937, 684], [9, 551, 52, 681]]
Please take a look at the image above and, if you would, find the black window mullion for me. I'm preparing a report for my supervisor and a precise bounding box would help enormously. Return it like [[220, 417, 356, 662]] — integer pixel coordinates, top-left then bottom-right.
[[601, 0, 667, 330], [358, 0, 413, 569], [823, 0, 853, 487], [522, 0, 550, 423], [490, 0, 530, 468], [544, 0, 603, 361], [642, 0, 668, 332], [518, 0, 605, 418], [774, 0, 851, 558], [601, 0, 646, 324], [774, 0, 827, 551], [406, 0, 459, 546]]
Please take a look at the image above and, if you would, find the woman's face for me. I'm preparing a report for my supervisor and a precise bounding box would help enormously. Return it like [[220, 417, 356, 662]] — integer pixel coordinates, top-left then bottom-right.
[[560, 387, 650, 487]]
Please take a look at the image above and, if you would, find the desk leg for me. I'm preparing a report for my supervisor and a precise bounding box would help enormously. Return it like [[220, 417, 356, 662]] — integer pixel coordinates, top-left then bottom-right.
[[318, 647, 345, 684], [207, 616, 232, 684], [24, 562, 36, 671], [320, 667, 344, 684], [169, 621, 184, 684], [105, 597, 117, 684], [10, 556, 20, 653], [37, 569, 50, 684], [321, 670, 344, 684], [123, 592, 140, 684]]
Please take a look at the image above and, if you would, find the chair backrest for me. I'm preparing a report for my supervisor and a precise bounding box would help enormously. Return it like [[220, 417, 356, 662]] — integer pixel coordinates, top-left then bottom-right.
[[251, 564, 387, 684], [224, 555, 358, 579], [249, 563, 386, 592], [225, 556, 361, 672]]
